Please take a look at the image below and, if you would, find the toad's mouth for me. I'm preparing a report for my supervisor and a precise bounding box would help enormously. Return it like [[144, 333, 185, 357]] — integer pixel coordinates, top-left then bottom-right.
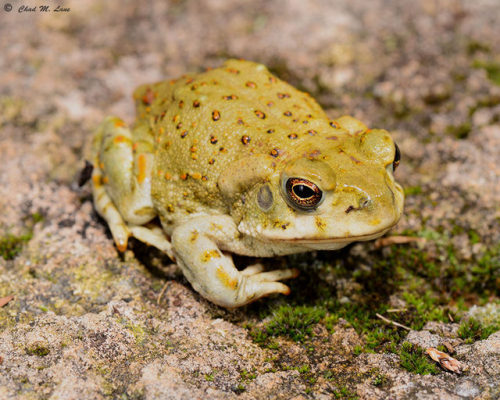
[[270, 224, 396, 245]]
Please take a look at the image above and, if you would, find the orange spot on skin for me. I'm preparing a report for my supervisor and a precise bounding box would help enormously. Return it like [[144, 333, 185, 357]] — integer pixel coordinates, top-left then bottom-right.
[[180, 173, 188, 180], [114, 120, 126, 128], [158, 127, 165, 135], [270, 148, 280, 158], [132, 143, 139, 151], [141, 88, 155, 105], [102, 176, 109, 184], [191, 172, 202, 180], [137, 154, 147, 184], [212, 110, 221, 121], [92, 175, 102, 186], [116, 241, 128, 253], [191, 153, 198, 160], [164, 172, 172, 180], [201, 249, 221, 262], [216, 266, 238, 289], [254, 110, 266, 119]]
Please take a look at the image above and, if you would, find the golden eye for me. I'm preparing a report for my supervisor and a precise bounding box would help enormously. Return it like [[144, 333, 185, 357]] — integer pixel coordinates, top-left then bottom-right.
[[285, 178, 323, 210]]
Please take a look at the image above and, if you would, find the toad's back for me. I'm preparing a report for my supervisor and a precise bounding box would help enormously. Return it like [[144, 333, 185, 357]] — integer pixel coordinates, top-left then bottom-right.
[[132, 60, 335, 213]]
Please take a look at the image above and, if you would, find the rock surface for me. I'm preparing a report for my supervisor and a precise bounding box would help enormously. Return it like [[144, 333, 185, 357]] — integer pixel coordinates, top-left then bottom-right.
[[0, 0, 499, 399]]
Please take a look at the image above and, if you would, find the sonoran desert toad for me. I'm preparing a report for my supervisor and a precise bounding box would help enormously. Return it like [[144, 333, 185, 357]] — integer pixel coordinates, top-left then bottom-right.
[[90, 59, 404, 307]]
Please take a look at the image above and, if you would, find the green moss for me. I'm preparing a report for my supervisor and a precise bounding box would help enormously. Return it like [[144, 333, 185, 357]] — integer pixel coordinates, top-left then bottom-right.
[[467, 229, 481, 244], [125, 322, 147, 345], [457, 317, 499, 343], [0, 232, 33, 260], [401, 292, 447, 330], [473, 60, 500, 86], [251, 305, 325, 343], [324, 314, 339, 333], [25, 345, 50, 357], [403, 186, 423, 196], [332, 386, 359, 399], [30, 212, 44, 224], [446, 122, 471, 139], [240, 369, 256, 381], [204, 373, 215, 382], [399, 342, 440, 375], [233, 383, 246, 394], [244, 224, 498, 383], [372, 372, 389, 387], [0, 213, 45, 260], [297, 364, 310, 374], [0, 97, 24, 126], [467, 40, 491, 55]]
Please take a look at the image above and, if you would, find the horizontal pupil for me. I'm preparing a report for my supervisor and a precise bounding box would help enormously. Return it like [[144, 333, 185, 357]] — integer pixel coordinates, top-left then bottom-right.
[[293, 184, 315, 199]]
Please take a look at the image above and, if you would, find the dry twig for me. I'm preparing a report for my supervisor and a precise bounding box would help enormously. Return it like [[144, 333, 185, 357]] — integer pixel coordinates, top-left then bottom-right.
[[374, 236, 427, 249], [375, 313, 411, 331], [157, 282, 169, 305]]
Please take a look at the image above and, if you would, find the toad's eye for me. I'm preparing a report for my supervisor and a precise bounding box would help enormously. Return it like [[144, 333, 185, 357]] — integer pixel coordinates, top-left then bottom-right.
[[285, 177, 323, 211], [393, 143, 401, 171]]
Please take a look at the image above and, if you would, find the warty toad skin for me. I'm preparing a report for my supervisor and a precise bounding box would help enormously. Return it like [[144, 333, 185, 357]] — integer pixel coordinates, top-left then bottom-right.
[[91, 59, 404, 307]]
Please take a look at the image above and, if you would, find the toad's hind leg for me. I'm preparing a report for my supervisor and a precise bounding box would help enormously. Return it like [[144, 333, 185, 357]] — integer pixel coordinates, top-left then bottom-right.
[[91, 117, 172, 256]]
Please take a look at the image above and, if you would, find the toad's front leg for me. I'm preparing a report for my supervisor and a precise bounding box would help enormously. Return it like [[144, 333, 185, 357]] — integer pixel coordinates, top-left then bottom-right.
[[172, 215, 298, 308]]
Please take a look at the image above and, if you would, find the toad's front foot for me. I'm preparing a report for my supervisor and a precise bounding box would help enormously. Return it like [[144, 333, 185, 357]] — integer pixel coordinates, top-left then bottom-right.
[[172, 216, 299, 308]]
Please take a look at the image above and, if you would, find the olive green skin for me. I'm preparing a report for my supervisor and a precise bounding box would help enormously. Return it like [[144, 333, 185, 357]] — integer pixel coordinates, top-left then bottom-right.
[[91, 59, 404, 307]]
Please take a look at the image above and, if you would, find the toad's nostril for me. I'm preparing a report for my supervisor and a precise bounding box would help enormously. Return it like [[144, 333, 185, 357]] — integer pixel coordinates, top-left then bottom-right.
[[361, 198, 372, 208]]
